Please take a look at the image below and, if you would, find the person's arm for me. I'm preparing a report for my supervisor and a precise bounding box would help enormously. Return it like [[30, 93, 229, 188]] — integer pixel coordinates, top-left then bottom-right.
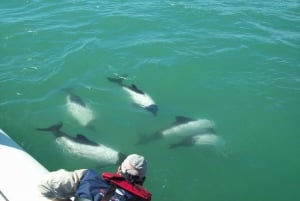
[[38, 169, 87, 200]]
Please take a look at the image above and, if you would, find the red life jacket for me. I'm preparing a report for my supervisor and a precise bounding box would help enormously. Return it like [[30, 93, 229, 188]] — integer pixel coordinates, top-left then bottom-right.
[[102, 172, 151, 201]]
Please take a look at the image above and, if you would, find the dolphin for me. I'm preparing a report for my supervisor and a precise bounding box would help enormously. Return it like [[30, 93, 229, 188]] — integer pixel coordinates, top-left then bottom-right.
[[136, 116, 215, 145], [169, 133, 225, 149], [107, 76, 158, 115], [65, 91, 96, 128], [36, 122, 126, 166]]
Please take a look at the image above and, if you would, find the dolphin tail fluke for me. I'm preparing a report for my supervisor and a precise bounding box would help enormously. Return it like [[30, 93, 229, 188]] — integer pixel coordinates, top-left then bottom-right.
[[146, 104, 158, 116], [36, 122, 63, 132]]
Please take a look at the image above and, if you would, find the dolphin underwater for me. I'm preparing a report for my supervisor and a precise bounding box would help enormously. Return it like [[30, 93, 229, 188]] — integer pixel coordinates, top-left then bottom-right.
[[66, 91, 96, 128], [136, 116, 215, 145], [107, 76, 158, 115], [169, 133, 225, 149], [36, 122, 126, 166]]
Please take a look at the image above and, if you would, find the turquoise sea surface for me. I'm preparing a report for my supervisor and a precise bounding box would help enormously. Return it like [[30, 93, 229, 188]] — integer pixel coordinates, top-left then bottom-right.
[[1, 1, 300, 201]]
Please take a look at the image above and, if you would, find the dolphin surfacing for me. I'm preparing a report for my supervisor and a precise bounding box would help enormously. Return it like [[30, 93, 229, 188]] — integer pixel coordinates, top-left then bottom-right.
[[169, 133, 225, 149], [107, 75, 158, 115], [36, 122, 126, 166], [65, 91, 96, 128], [136, 116, 215, 145]]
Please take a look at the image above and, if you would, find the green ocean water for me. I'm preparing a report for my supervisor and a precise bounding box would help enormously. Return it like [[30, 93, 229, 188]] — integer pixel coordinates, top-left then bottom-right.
[[1, 0, 300, 200]]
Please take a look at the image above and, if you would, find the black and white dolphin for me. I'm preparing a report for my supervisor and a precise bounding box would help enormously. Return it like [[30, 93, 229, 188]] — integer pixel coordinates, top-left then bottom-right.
[[169, 133, 225, 149], [136, 116, 215, 145], [107, 76, 158, 115], [65, 91, 96, 128], [36, 122, 126, 166]]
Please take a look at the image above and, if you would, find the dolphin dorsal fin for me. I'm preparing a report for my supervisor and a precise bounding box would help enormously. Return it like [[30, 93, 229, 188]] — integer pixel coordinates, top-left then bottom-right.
[[69, 93, 86, 107], [75, 134, 99, 146], [130, 84, 144, 94], [175, 116, 194, 124]]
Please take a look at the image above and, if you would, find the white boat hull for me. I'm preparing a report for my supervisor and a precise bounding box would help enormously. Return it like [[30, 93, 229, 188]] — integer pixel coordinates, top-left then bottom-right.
[[0, 129, 50, 201]]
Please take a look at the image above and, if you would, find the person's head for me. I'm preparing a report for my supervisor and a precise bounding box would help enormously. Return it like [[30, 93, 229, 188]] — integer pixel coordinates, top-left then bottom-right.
[[118, 154, 147, 185]]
